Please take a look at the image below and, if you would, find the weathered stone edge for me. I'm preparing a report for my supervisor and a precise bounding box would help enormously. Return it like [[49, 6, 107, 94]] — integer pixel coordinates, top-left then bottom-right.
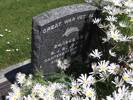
[[33, 3, 97, 26], [0, 59, 31, 83]]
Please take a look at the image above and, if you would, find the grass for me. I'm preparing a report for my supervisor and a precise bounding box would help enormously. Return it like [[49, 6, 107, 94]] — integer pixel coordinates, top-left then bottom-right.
[[0, 0, 84, 69]]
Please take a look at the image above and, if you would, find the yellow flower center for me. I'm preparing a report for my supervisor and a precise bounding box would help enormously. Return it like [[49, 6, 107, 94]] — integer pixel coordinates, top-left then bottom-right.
[[130, 19, 133, 22], [112, 34, 118, 41], [123, 75, 129, 81], [14, 96, 17, 100], [85, 90, 94, 97]]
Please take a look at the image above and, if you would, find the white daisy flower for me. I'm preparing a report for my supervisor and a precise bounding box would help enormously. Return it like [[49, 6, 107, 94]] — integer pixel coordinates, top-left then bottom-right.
[[90, 63, 99, 75], [5, 49, 11, 52], [106, 16, 117, 22], [129, 91, 133, 100], [128, 13, 133, 19], [119, 35, 131, 42], [23, 95, 34, 100], [108, 0, 123, 7], [103, 5, 113, 12], [32, 83, 46, 97], [27, 38, 30, 40], [107, 29, 122, 42], [124, 8, 133, 13], [129, 63, 133, 69], [0, 34, 4, 37], [82, 86, 95, 98], [119, 21, 127, 28], [106, 85, 129, 100], [108, 63, 120, 74], [89, 49, 102, 59], [16, 72, 26, 85], [112, 76, 124, 87], [5, 28, 8, 32], [6, 92, 21, 100], [6, 41, 10, 44], [92, 18, 101, 24], [70, 81, 80, 95], [122, 69, 133, 86], [124, 1, 133, 8], [97, 60, 109, 73], [103, 5, 121, 15], [102, 37, 109, 43], [57, 59, 70, 70], [8, 30, 11, 33], [16, 49, 19, 51], [77, 74, 95, 87], [109, 49, 116, 57]]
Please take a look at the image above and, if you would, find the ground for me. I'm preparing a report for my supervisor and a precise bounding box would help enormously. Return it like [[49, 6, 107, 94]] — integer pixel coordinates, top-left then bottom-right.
[[0, 0, 83, 69]]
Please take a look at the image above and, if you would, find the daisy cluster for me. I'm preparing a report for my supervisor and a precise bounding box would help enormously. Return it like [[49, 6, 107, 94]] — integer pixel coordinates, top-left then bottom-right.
[[90, 0, 133, 43], [7, 0, 133, 100]]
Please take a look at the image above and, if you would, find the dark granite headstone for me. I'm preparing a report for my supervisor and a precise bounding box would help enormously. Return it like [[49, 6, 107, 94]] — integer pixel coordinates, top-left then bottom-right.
[[32, 4, 97, 73]]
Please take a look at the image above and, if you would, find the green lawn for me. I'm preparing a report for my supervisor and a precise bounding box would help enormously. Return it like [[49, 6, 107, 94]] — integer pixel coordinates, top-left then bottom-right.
[[0, 0, 83, 69]]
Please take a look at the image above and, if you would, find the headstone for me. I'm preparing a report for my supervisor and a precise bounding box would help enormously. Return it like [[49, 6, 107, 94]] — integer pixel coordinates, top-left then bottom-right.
[[32, 4, 97, 74]]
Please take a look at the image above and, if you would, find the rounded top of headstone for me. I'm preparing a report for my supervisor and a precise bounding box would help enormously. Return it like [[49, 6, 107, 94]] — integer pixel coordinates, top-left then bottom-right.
[[33, 3, 97, 26]]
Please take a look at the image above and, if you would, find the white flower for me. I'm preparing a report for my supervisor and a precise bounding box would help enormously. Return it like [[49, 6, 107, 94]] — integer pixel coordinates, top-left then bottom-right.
[[23, 95, 34, 100], [128, 13, 133, 19], [0, 34, 4, 37], [109, 49, 116, 57], [112, 76, 124, 87], [107, 0, 123, 7], [32, 83, 46, 97], [92, 18, 101, 24], [6, 41, 10, 44], [118, 55, 126, 62], [89, 49, 102, 59], [106, 85, 129, 100], [7, 92, 20, 100], [106, 16, 117, 22], [16, 72, 26, 85], [25, 75, 33, 86], [108, 63, 120, 74], [57, 58, 70, 70], [106, 23, 122, 42], [70, 80, 80, 95], [129, 63, 133, 69], [27, 38, 30, 40], [43, 83, 65, 99], [8, 83, 21, 100], [103, 5, 121, 15], [8, 30, 11, 33], [6, 49, 11, 52], [90, 63, 99, 75], [5, 28, 8, 32], [129, 91, 133, 100], [97, 60, 109, 73], [124, 1, 133, 8], [120, 35, 131, 42], [82, 86, 95, 98], [119, 21, 127, 27], [102, 37, 109, 43], [15, 49, 19, 51], [103, 5, 113, 12], [77, 74, 95, 87], [122, 69, 133, 85], [124, 8, 133, 13], [107, 28, 122, 42]]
